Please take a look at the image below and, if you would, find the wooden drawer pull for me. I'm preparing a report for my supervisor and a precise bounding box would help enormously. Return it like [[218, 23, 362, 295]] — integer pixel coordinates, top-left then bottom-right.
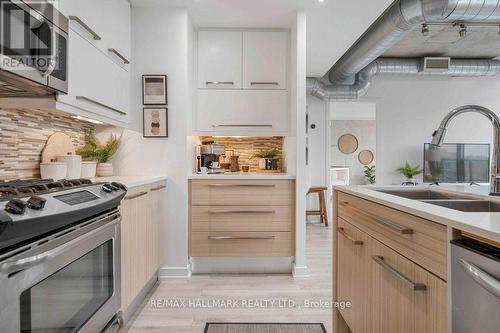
[[337, 227, 364, 245], [208, 184, 276, 188], [150, 185, 167, 191], [208, 236, 276, 240], [208, 209, 275, 214], [340, 201, 414, 235], [125, 191, 148, 200], [372, 256, 427, 291]]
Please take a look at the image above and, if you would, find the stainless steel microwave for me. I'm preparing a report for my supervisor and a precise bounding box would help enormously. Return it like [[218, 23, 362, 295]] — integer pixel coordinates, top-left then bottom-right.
[[0, 0, 68, 96]]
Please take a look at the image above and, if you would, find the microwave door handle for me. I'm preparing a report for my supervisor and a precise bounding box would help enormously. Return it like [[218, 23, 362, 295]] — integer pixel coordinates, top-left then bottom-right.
[[41, 24, 57, 78], [459, 259, 500, 299]]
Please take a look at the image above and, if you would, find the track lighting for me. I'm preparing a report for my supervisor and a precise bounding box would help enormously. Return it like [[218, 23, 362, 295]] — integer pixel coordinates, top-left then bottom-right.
[[421, 24, 429, 36], [459, 24, 467, 37]]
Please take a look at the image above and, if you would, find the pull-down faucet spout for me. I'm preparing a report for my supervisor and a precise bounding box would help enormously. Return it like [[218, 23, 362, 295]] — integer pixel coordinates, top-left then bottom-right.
[[431, 105, 500, 196]]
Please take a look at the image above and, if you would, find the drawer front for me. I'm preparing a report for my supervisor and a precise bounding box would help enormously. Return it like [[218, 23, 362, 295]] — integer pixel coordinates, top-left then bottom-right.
[[191, 206, 292, 232], [190, 232, 293, 257], [337, 192, 447, 280], [191, 180, 293, 206]]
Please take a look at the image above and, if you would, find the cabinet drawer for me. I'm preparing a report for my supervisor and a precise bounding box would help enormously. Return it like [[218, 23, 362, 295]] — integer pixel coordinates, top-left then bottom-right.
[[190, 232, 292, 257], [191, 206, 292, 232], [337, 192, 447, 280], [190, 180, 293, 206]]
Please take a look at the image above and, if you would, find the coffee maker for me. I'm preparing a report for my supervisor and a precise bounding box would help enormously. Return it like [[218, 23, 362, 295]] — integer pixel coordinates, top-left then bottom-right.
[[196, 143, 226, 174]]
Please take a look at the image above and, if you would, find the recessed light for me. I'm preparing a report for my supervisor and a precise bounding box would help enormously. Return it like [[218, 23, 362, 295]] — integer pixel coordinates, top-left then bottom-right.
[[318, 0, 325, 2]]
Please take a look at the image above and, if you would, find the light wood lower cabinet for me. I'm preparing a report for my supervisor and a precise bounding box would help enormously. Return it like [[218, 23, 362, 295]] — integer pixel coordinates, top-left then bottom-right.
[[189, 179, 295, 258], [335, 192, 447, 333], [120, 181, 166, 315]]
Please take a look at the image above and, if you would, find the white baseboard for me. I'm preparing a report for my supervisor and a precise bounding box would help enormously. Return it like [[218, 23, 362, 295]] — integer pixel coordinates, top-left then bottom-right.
[[292, 264, 309, 278], [158, 265, 191, 279]]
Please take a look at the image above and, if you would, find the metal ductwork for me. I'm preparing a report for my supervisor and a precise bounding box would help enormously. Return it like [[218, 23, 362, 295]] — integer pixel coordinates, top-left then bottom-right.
[[308, 58, 500, 100], [310, 0, 500, 100]]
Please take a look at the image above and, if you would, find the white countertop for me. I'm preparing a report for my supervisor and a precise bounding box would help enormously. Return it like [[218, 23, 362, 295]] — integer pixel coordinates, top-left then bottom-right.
[[92, 175, 168, 188], [334, 185, 500, 243], [188, 172, 296, 180]]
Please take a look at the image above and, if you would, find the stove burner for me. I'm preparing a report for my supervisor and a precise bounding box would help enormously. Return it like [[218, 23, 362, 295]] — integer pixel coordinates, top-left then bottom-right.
[[0, 179, 94, 201]]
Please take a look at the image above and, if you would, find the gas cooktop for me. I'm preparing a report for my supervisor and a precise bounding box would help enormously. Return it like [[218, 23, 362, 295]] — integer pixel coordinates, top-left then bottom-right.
[[0, 178, 127, 255]]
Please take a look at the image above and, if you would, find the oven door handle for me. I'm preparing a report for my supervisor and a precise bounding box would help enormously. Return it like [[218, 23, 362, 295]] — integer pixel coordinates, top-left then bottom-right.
[[41, 24, 57, 78], [459, 259, 500, 299]]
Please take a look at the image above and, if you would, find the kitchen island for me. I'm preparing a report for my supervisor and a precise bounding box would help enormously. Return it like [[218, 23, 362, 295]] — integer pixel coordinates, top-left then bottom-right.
[[333, 185, 500, 333]]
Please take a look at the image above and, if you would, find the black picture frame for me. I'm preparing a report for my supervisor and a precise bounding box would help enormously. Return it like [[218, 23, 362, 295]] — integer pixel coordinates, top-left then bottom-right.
[[142, 75, 167, 105], [143, 107, 168, 138]]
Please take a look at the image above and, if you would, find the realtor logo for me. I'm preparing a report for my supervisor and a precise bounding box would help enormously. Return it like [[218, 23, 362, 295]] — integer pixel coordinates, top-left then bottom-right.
[[1, 0, 56, 73]]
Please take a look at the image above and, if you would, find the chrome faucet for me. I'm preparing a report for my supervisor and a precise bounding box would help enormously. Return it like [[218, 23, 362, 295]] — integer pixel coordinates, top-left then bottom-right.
[[431, 105, 500, 195]]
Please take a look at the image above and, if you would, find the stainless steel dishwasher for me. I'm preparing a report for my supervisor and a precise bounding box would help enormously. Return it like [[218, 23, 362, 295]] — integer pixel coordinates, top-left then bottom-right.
[[451, 238, 500, 333]]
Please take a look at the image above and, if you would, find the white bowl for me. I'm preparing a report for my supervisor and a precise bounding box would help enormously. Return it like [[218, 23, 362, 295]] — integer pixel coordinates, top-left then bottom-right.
[[40, 162, 67, 181]]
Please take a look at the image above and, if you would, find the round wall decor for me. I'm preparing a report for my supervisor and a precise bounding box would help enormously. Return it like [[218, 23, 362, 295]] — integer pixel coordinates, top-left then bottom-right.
[[337, 134, 359, 154], [358, 149, 374, 165]]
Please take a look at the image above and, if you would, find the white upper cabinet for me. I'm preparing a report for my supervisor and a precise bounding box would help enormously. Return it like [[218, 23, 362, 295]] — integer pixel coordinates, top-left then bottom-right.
[[197, 31, 242, 89], [242, 31, 287, 89]]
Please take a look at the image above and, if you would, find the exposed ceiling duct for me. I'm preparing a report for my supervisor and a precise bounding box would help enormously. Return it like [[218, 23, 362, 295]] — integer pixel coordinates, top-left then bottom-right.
[[309, 0, 500, 100]]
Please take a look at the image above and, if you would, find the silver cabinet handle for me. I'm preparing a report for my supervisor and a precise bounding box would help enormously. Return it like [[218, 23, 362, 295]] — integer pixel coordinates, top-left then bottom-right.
[[340, 201, 413, 235], [150, 185, 167, 192], [250, 82, 279, 85], [69, 16, 101, 40], [205, 81, 234, 85], [208, 236, 276, 240], [372, 256, 427, 291], [337, 227, 364, 245], [208, 209, 275, 214], [76, 96, 127, 115], [459, 259, 500, 299], [108, 48, 130, 65], [208, 184, 276, 188], [125, 191, 148, 200], [212, 124, 273, 128]]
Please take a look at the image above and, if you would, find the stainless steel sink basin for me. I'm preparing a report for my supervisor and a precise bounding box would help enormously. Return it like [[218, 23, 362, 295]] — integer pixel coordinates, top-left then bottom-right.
[[376, 189, 471, 200], [420, 200, 500, 212]]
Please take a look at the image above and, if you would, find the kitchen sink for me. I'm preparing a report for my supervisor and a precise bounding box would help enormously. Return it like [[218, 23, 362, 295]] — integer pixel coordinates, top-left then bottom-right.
[[420, 200, 500, 212], [376, 189, 472, 200]]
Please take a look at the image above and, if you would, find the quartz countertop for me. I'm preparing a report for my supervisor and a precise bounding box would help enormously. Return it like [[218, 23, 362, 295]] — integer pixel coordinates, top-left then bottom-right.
[[92, 175, 168, 188], [334, 185, 500, 243], [188, 172, 296, 180]]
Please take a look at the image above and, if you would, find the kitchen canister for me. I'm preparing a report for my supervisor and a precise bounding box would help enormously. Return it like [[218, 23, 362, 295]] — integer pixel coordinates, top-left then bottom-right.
[[57, 154, 82, 179], [81, 161, 97, 178], [40, 162, 67, 180]]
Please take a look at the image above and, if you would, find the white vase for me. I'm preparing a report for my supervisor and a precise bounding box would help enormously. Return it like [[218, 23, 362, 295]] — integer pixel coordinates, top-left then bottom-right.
[[258, 159, 266, 170], [96, 163, 114, 177], [81, 162, 97, 178]]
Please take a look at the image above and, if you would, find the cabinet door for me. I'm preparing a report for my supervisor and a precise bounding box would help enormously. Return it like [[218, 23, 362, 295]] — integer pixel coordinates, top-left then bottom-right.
[[197, 31, 242, 89], [196, 90, 288, 133], [148, 183, 165, 276], [242, 31, 287, 89], [57, 30, 129, 124], [371, 240, 447, 333], [337, 218, 372, 333]]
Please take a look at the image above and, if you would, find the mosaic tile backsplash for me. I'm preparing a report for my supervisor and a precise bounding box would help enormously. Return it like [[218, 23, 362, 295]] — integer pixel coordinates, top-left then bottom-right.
[[0, 109, 94, 181], [201, 136, 284, 172]]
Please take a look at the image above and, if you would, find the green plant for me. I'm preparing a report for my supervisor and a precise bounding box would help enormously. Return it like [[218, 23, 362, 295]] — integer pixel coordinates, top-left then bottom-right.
[[396, 162, 423, 179], [252, 148, 280, 159], [77, 133, 122, 163], [363, 165, 376, 185]]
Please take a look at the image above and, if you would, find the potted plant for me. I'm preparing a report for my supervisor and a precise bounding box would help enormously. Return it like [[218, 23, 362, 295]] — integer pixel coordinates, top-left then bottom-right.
[[396, 162, 422, 185], [252, 149, 281, 170], [77, 133, 121, 177], [363, 165, 376, 185]]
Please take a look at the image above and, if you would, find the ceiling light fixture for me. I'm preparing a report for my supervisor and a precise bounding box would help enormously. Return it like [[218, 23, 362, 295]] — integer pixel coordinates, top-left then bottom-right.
[[421, 24, 429, 36], [318, 0, 325, 2], [458, 23, 467, 38]]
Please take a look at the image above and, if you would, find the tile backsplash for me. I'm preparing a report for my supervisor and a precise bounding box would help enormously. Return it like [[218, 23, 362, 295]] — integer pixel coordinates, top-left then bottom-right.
[[201, 136, 284, 172], [0, 109, 94, 181]]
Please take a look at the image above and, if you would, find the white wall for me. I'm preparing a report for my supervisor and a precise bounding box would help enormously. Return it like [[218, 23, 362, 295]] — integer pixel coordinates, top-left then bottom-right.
[[365, 75, 496, 185], [105, 7, 193, 277]]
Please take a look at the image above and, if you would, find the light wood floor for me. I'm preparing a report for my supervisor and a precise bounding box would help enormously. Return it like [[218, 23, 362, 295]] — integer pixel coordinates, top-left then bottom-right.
[[123, 222, 333, 333]]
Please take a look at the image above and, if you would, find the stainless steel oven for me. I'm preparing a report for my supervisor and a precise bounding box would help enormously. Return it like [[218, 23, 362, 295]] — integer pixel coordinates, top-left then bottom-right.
[[0, 0, 68, 96], [0, 209, 121, 333]]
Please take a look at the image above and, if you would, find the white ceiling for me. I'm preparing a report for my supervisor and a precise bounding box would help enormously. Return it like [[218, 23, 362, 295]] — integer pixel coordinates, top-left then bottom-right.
[[130, 0, 393, 77]]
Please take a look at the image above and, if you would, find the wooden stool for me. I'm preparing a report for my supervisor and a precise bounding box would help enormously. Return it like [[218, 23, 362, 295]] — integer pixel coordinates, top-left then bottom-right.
[[306, 186, 328, 226]]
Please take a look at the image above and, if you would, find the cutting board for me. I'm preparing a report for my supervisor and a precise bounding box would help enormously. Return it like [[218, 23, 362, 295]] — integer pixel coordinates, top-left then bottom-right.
[[41, 132, 76, 163]]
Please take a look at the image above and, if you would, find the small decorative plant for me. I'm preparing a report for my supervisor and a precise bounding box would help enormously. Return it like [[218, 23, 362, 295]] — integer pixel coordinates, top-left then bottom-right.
[[77, 133, 121, 177], [397, 162, 422, 184], [252, 149, 281, 171], [363, 165, 376, 185], [252, 148, 280, 159]]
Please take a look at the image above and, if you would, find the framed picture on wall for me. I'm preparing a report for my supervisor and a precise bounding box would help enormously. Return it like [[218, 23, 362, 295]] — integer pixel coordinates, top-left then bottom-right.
[[143, 108, 168, 138], [142, 75, 167, 105]]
